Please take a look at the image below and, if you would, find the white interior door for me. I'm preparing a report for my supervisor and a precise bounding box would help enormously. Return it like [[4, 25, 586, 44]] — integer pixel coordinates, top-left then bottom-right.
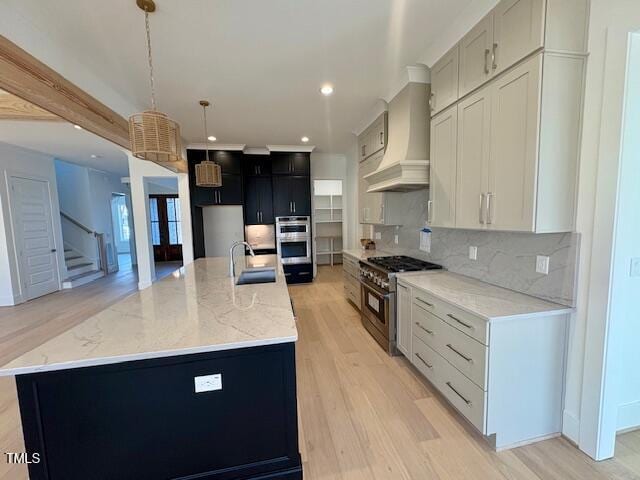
[[9, 176, 60, 300]]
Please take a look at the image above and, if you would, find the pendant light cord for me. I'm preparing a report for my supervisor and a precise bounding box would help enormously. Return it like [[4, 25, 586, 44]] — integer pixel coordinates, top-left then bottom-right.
[[202, 104, 210, 162], [144, 10, 157, 111]]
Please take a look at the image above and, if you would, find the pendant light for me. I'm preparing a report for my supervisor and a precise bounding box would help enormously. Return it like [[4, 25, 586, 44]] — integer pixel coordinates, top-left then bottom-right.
[[128, 0, 183, 164], [195, 101, 222, 187]]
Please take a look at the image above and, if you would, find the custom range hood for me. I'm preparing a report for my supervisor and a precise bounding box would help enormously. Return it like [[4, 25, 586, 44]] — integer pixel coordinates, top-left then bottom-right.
[[365, 73, 430, 192]]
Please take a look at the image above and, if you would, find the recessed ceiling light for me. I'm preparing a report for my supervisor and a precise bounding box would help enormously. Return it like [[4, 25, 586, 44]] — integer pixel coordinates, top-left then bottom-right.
[[90, 154, 97, 158], [301, 136, 309, 143], [208, 135, 217, 142], [73, 124, 83, 130], [320, 84, 334, 96]]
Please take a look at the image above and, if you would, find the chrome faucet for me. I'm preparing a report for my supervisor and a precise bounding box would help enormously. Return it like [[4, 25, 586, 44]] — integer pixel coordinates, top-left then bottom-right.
[[229, 241, 255, 277]]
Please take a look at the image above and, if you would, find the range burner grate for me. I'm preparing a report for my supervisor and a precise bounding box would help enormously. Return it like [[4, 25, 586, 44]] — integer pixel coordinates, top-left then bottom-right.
[[368, 255, 443, 273]]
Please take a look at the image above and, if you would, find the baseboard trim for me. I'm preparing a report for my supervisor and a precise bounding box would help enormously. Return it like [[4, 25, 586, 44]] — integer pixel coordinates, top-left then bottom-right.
[[617, 400, 640, 432], [0, 293, 20, 306], [562, 409, 580, 443], [138, 280, 153, 290]]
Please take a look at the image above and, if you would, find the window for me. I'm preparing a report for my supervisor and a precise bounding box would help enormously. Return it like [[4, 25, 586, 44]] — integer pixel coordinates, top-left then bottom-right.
[[166, 197, 182, 245], [149, 197, 161, 246]]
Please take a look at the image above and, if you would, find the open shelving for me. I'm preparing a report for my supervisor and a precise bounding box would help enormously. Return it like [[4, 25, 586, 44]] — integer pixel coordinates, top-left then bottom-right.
[[313, 180, 343, 269]]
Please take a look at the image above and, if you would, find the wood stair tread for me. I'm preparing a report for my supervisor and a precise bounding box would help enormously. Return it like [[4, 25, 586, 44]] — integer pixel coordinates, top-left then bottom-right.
[[67, 262, 93, 270]]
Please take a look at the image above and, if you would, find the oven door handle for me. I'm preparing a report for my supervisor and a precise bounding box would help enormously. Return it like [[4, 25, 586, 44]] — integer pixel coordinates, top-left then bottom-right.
[[361, 281, 392, 299]]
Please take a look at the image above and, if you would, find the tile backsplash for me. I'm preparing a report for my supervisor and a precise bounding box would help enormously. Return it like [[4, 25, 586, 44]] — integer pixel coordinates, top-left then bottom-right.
[[371, 190, 580, 306]]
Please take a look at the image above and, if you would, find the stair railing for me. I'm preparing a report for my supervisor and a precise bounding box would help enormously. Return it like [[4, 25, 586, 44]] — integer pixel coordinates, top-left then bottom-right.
[[60, 211, 108, 274]]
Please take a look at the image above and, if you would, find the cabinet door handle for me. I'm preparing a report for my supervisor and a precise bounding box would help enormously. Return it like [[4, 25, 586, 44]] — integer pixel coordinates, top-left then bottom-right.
[[427, 200, 433, 223], [416, 297, 434, 308], [479, 193, 486, 225], [362, 145, 366, 157], [447, 313, 474, 330], [293, 201, 296, 213], [379, 131, 384, 145], [446, 344, 473, 363], [415, 322, 434, 336], [446, 382, 472, 406], [428, 92, 435, 111], [492, 43, 498, 71], [486, 193, 494, 225], [415, 353, 433, 369], [484, 49, 490, 75], [379, 203, 384, 223]]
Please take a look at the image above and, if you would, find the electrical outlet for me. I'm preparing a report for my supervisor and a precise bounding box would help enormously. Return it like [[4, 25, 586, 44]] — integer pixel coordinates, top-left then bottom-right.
[[194, 373, 222, 393], [468, 246, 478, 261], [630, 258, 640, 277], [394, 234, 399, 244], [536, 255, 550, 275], [374, 232, 381, 240]]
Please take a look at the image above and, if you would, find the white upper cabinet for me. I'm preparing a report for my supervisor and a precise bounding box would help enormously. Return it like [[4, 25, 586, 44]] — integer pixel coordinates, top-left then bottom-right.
[[358, 113, 387, 161], [429, 105, 458, 228], [487, 54, 542, 231], [455, 87, 491, 230], [459, 14, 494, 98], [430, 45, 459, 116], [492, 0, 545, 76]]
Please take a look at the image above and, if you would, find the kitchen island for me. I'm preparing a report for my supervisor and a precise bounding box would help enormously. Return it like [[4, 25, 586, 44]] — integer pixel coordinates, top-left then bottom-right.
[[0, 256, 301, 480]]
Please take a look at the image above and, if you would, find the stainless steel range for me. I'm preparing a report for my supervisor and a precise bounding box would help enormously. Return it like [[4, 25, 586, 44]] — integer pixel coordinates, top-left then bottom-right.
[[359, 256, 442, 354]]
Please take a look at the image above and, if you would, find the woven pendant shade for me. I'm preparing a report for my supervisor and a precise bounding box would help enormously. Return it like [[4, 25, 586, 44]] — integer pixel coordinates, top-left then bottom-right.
[[195, 100, 222, 187], [195, 159, 222, 187], [129, 0, 184, 165], [129, 111, 183, 163]]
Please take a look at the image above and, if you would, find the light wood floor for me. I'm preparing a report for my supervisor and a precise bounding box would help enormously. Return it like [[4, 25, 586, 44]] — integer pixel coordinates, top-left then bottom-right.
[[288, 266, 640, 480], [0, 264, 637, 479]]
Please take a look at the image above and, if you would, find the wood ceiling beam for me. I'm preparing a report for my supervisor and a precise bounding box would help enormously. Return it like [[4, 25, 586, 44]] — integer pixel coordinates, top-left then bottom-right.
[[0, 35, 187, 174], [0, 34, 130, 149], [0, 89, 62, 121]]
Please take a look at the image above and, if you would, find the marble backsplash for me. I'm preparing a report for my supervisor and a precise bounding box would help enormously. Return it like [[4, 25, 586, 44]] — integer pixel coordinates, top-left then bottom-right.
[[371, 190, 580, 306]]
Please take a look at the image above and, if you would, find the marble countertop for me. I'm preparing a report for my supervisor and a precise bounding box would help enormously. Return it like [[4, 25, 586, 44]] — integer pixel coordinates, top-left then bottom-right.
[[0, 255, 297, 376], [397, 271, 573, 321], [342, 248, 392, 260]]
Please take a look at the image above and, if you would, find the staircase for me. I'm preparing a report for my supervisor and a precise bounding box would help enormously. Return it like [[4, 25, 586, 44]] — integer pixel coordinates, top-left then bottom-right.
[[62, 247, 104, 289]]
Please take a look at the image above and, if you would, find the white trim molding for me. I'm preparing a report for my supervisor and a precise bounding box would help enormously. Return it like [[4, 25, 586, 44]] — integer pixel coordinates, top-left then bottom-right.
[[186, 143, 246, 151], [266, 145, 315, 153]]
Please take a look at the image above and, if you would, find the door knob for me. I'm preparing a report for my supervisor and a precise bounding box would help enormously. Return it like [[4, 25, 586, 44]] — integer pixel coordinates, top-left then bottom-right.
[[51, 249, 57, 253]]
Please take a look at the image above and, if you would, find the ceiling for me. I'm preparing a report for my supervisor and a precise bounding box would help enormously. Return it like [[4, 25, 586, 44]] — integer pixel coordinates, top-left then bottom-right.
[[0, 120, 129, 175], [2, 0, 477, 156]]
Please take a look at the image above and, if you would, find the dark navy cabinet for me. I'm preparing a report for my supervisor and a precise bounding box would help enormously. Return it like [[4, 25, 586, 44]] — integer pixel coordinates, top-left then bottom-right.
[[273, 176, 311, 216]]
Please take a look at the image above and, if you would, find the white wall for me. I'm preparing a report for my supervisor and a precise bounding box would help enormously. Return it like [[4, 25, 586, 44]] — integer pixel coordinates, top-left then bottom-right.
[[561, 0, 640, 460], [0, 142, 65, 305], [610, 32, 640, 433]]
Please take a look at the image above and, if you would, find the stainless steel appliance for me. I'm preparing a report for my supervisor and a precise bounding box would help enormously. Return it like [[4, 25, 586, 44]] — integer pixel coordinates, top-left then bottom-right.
[[275, 216, 312, 265], [359, 256, 442, 354]]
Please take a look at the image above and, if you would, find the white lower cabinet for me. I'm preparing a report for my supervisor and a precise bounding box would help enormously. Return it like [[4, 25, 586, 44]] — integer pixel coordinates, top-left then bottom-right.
[[397, 277, 569, 450], [343, 254, 361, 309], [396, 282, 412, 357]]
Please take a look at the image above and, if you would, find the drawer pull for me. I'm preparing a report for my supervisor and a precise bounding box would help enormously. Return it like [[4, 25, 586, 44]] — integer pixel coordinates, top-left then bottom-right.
[[415, 353, 433, 369], [416, 297, 434, 308], [446, 382, 472, 406], [446, 344, 473, 364], [447, 313, 474, 330], [415, 322, 434, 335]]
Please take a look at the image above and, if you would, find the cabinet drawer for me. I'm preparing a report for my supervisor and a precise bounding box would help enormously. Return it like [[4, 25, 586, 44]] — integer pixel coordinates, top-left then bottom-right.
[[343, 256, 360, 277], [411, 335, 441, 386], [439, 321, 488, 390], [411, 302, 443, 350], [437, 355, 487, 433], [413, 290, 488, 345]]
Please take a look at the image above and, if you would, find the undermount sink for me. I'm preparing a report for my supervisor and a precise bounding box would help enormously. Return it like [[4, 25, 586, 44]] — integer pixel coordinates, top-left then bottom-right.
[[236, 267, 277, 285]]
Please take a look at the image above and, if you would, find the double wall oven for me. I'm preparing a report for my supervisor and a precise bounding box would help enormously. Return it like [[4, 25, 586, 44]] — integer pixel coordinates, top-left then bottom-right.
[[275, 216, 311, 265], [359, 256, 442, 354]]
